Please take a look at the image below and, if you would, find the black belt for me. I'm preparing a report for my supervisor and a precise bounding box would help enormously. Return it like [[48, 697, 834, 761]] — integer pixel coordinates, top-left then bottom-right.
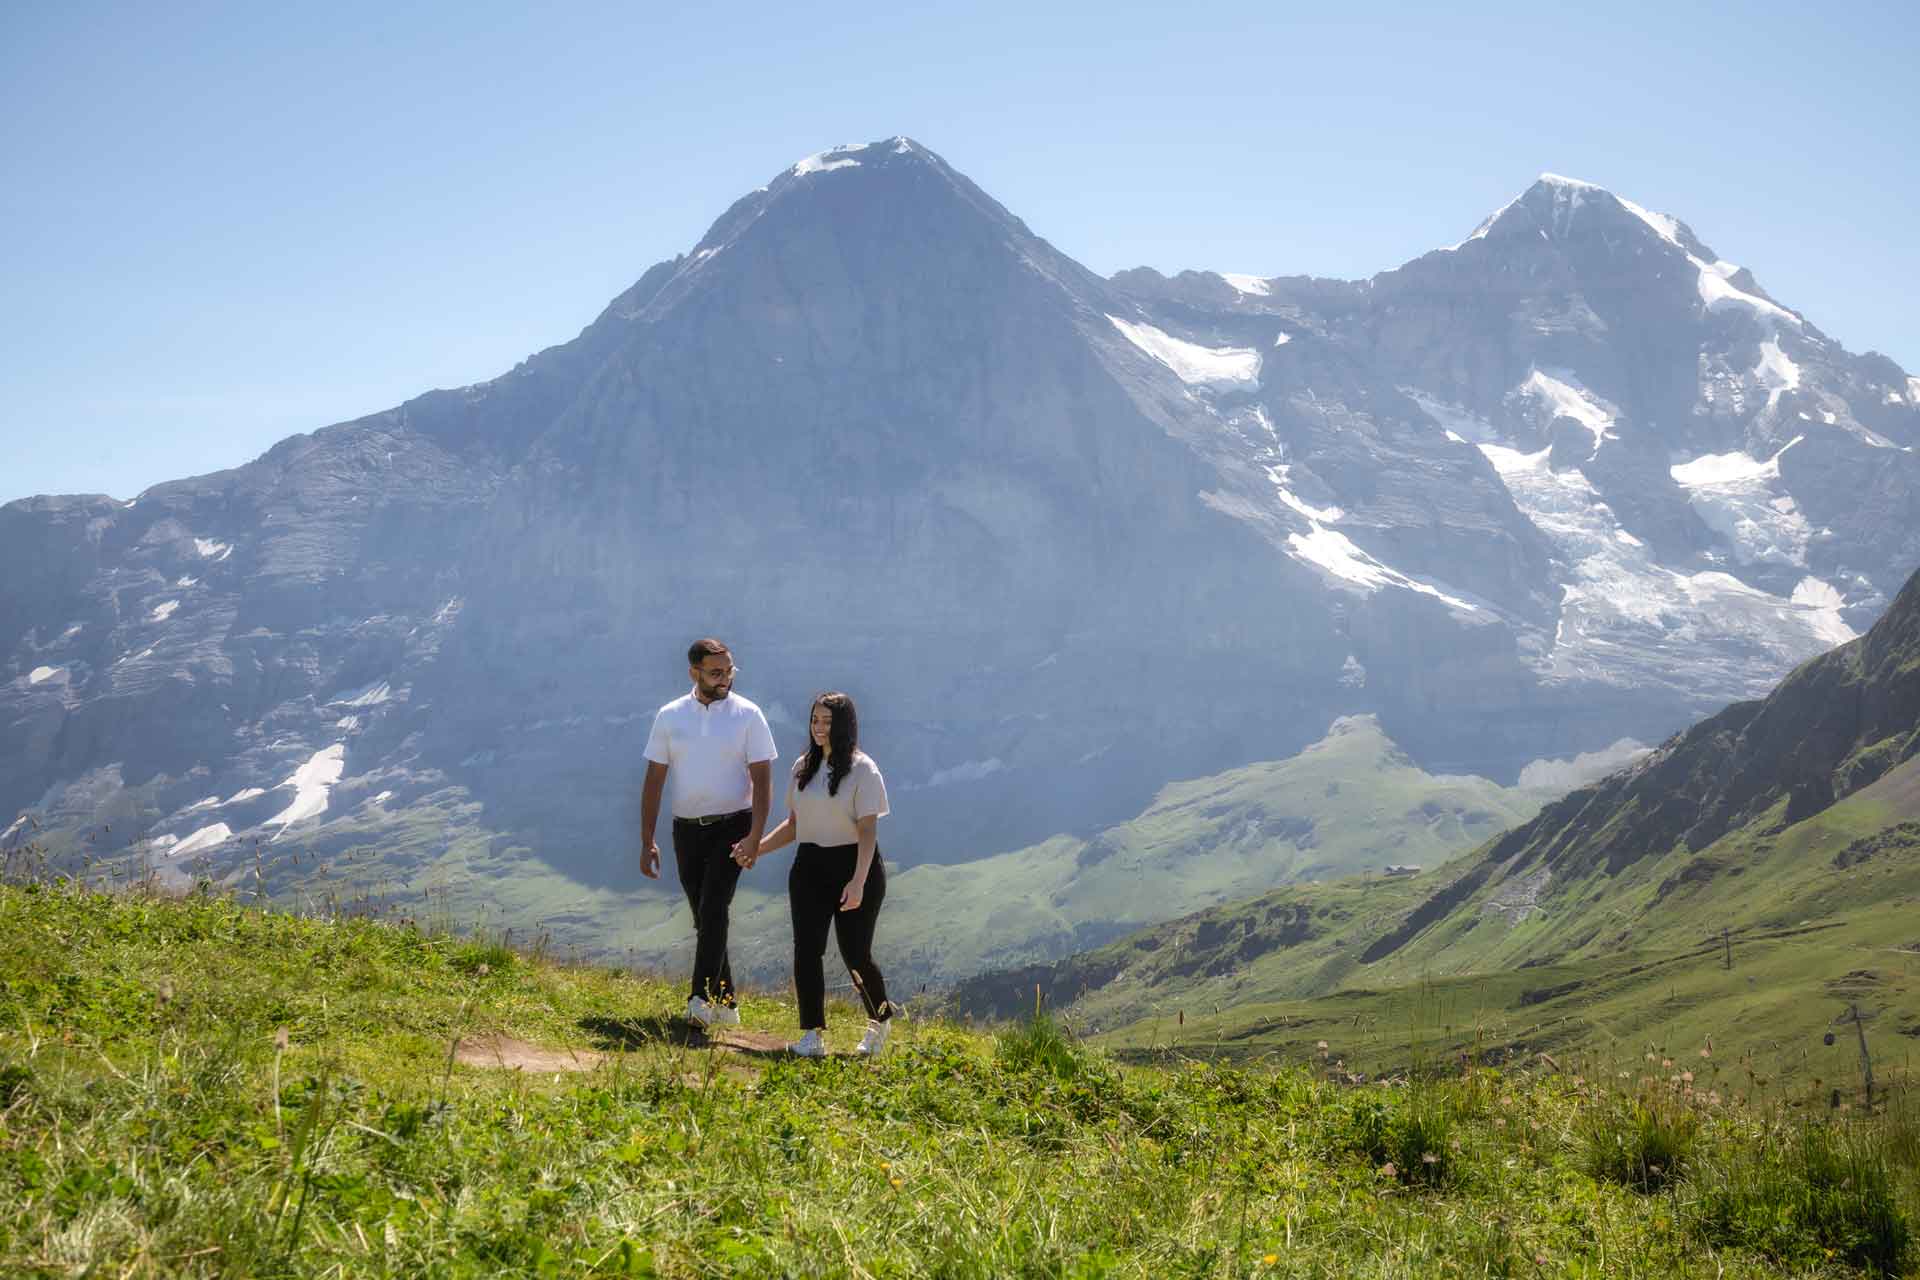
[[674, 808, 751, 828]]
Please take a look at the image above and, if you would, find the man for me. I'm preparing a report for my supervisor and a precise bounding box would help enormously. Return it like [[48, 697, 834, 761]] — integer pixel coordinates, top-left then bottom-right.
[[640, 638, 776, 1028]]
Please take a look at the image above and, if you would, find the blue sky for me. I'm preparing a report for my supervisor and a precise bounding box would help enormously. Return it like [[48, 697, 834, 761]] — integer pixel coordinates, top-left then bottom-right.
[[4, 1, 1916, 503]]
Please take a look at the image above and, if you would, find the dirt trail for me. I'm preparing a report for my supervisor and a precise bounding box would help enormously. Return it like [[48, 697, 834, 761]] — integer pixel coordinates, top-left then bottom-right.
[[453, 1025, 804, 1073]]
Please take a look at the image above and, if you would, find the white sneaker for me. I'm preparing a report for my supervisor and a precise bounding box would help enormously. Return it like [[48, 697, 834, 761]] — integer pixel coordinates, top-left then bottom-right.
[[855, 1019, 891, 1057], [686, 996, 717, 1028], [789, 1028, 827, 1058], [710, 1001, 741, 1026]]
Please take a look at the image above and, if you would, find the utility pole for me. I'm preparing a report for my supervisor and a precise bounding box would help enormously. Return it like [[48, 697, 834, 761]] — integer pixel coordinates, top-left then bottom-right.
[[1835, 1003, 1876, 1110]]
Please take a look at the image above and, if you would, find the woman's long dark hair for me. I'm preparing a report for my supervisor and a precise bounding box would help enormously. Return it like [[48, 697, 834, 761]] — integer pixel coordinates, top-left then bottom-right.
[[795, 691, 858, 796]]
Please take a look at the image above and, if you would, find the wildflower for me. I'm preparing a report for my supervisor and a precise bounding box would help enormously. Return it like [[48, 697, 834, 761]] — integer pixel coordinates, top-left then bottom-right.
[[1378, 1162, 1397, 1178], [1494, 1118, 1506, 1129], [1262, 1255, 1279, 1267], [1681, 1070, 1693, 1084], [1317, 1040, 1329, 1050], [879, 1161, 891, 1171], [1661, 1058, 1673, 1070], [1422, 1152, 1439, 1165], [1699, 1046, 1712, 1059], [890, 1177, 904, 1188]]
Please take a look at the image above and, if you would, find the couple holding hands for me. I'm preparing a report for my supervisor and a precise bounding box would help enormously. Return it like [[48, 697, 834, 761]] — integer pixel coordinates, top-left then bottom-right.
[[639, 638, 894, 1058]]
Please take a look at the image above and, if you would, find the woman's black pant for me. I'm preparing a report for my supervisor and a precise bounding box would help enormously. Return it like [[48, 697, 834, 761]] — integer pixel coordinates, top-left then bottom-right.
[[789, 842, 891, 1030]]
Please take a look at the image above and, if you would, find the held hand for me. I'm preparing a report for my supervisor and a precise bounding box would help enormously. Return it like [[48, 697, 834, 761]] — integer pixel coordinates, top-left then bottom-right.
[[839, 879, 864, 912], [640, 841, 661, 880], [731, 835, 758, 869]]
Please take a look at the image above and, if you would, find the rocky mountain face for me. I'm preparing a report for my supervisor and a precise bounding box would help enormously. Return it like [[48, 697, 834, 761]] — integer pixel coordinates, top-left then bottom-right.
[[3, 143, 1917, 950]]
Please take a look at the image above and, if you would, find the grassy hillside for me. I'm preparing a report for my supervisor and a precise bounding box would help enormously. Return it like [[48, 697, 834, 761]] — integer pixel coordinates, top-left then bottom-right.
[[949, 572, 1920, 1085], [4, 882, 1920, 1277], [712, 715, 1545, 985]]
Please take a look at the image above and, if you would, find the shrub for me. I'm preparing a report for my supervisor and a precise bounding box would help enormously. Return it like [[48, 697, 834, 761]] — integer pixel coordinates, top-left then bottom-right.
[[995, 1012, 1087, 1080], [1578, 1090, 1697, 1192], [1689, 1120, 1913, 1276], [1344, 1086, 1459, 1187]]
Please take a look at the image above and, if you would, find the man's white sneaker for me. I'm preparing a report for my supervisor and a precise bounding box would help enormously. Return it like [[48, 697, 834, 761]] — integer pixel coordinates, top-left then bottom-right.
[[789, 1028, 827, 1058], [686, 996, 718, 1028], [710, 1002, 741, 1027], [855, 1019, 891, 1057]]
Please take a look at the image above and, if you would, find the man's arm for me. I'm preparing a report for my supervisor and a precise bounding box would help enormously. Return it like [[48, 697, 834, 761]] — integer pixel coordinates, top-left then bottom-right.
[[640, 760, 669, 879], [732, 760, 772, 865]]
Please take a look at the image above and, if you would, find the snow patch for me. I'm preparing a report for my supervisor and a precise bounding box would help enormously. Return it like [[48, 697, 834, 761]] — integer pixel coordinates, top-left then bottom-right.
[[1791, 577, 1856, 647], [1755, 338, 1801, 406], [792, 143, 868, 176], [265, 745, 346, 834], [193, 538, 232, 560], [1220, 272, 1271, 296], [149, 600, 179, 622], [1272, 331, 1292, 347], [1107, 316, 1261, 387], [28, 666, 61, 685], [172, 823, 233, 858], [1286, 522, 1478, 613], [329, 680, 391, 708], [367, 790, 394, 807], [1406, 391, 1503, 445], [1516, 370, 1613, 450], [1339, 655, 1367, 688], [175, 576, 198, 588], [1268, 468, 1344, 522], [181, 796, 220, 815], [1669, 437, 1809, 568], [224, 788, 266, 806], [1696, 261, 1800, 326], [1670, 437, 1800, 487]]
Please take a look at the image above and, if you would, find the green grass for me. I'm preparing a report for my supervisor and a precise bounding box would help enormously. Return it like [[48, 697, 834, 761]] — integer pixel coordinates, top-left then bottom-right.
[[5, 879, 1920, 1276]]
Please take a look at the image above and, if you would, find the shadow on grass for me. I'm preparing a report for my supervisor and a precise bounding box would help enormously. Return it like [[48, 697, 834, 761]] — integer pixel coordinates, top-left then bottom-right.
[[577, 1015, 794, 1061], [578, 1014, 698, 1050]]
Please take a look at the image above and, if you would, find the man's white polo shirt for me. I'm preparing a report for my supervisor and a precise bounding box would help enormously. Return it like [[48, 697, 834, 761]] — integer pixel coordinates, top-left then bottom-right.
[[643, 691, 778, 820]]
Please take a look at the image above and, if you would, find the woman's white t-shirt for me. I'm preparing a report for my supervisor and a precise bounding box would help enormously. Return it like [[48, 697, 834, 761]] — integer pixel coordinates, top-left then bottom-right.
[[786, 750, 889, 847]]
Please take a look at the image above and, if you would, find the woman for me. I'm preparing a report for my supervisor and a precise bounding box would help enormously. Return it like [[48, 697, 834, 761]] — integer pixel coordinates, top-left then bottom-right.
[[750, 691, 895, 1057]]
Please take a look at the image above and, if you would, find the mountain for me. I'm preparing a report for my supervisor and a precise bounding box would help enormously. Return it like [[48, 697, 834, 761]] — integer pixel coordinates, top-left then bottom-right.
[[951, 567, 1920, 1071], [4, 144, 1918, 962]]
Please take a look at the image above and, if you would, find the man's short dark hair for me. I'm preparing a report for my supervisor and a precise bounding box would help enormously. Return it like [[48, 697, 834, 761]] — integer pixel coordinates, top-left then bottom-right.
[[688, 638, 731, 667]]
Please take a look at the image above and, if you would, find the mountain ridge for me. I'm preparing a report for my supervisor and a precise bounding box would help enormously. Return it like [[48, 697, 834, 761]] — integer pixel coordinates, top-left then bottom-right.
[[4, 141, 1917, 961]]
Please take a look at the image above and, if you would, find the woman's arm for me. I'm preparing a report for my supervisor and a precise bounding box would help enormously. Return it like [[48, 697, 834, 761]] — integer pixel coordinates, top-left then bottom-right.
[[752, 813, 797, 861], [840, 813, 877, 911]]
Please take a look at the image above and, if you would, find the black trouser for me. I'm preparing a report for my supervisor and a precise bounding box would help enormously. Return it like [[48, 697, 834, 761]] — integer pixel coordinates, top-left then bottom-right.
[[672, 810, 750, 1006], [790, 841, 891, 1030]]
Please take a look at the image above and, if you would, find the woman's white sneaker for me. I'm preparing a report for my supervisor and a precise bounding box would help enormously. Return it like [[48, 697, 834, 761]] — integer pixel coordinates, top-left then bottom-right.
[[789, 1028, 827, 1058], [855, 1019, 891, 1057]]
